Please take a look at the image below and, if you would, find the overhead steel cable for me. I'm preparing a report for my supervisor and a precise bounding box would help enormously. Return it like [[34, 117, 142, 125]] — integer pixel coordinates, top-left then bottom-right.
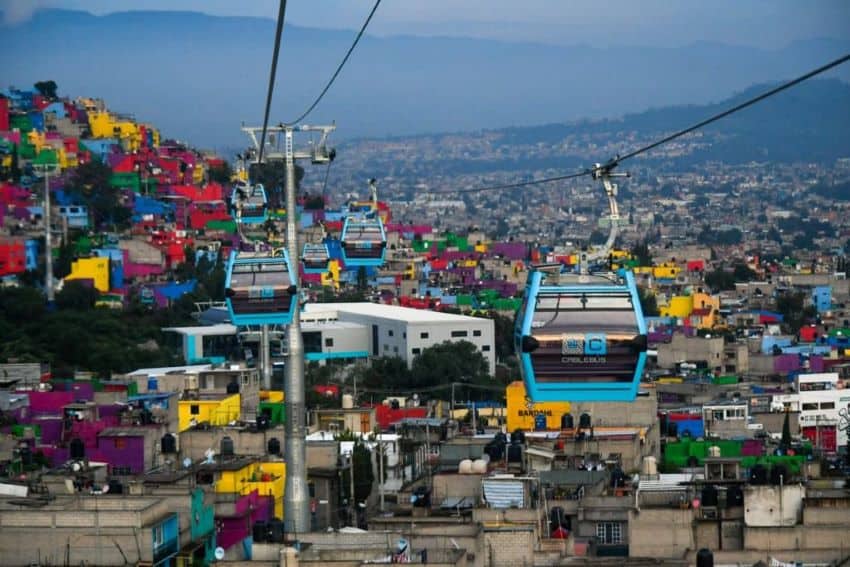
[[434, 52, 850, 194], [285, 0, 382, 126], [607, 52, 850, 169], [257, 0, 288, 165]]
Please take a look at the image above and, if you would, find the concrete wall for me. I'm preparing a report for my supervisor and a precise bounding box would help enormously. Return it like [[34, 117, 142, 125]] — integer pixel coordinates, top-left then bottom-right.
[[657, 333, 724, 371], [432, 473, 483, 505], [179, 426, 284, 461], [482, 527, 535, 567], [628, 508, 694, 558], [744, 485, 804, 527]]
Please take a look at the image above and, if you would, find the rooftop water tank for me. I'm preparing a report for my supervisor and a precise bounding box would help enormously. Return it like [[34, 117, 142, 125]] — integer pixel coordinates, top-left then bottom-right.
[[458, 459, 474, 474], [472, 459, 488, 474], [342, 394, 354, 409], [220, 436, 234, 458], [642, 456, 657, 476]]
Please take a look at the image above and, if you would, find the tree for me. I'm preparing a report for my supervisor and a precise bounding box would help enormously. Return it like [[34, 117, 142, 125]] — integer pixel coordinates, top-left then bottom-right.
[[637, 285, 659, 316], [410, 340, 490, 390], [55, 280, 98, 310], [588, 230, 607, 246], [248, 161, 304, 208], [207, 161, 233, 184], [780, 410, 791, 451], [630, 240, 653, 266], [33, 80, 58, 100], [704, 269, 736, 291], [66, 160, 125, 229], [775, 291, 817, 334]]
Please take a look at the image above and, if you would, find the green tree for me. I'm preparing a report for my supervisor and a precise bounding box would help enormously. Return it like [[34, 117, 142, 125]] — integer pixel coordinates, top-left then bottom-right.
[[588, 230, 607, 246], [410, 340, 490, 390], [33, 80, 58, 100], [637, 285, 659, 316], [207, 161, 233, 184], [775, 291, 817, 334], [66, 160, 126, 229], [630, 240, 653, 266], [336, 433, 375, 507], [704, 269, 736, 291], [780, 410, 791, 451], [248, 161, 304, 208], [55, 280, 98, 310]]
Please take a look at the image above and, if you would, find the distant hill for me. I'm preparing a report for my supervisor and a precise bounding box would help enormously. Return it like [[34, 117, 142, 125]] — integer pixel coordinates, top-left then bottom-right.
[[493, 78, 850, 165], [1, 9, 849, 149]]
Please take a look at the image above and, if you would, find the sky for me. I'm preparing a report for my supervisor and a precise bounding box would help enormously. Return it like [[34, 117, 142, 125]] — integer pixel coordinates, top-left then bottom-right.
[[2, 0, 850, 49]]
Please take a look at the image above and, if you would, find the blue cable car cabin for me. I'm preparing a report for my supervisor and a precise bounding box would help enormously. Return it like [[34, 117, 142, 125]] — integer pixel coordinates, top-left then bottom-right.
[[230, 181, 269, 224], [516, 269, 647, 402], [224, 249, 297, 326], [302, 242, 331, 274], [340, 216, 386, 267]]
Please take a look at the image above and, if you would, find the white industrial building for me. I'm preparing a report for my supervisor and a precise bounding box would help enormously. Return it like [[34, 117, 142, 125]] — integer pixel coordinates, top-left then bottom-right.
[[303, 303, 496, 375], [165, 303, 497, 375]]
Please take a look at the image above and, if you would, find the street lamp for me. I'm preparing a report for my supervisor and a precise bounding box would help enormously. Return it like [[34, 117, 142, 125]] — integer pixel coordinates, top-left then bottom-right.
[[32, 162, 60, 304]]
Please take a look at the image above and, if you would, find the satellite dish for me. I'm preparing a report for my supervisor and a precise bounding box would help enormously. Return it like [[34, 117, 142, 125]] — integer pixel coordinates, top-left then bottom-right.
[[214, 547, 225, 561], [71, 462, 82, 472], [183, 457, 193, 469], [101, 483, 110, 494]]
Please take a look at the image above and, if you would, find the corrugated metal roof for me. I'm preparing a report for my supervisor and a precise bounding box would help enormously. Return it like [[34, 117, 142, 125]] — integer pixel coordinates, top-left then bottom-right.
[[638, 473, 702, 492], [482, 479, 525, 508]]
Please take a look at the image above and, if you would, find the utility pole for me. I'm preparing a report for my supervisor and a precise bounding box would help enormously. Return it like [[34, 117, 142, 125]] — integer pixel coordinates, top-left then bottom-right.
[[243, 123, 336, 537], [378, 436, 384, 512], [34, 164, 57, 304]]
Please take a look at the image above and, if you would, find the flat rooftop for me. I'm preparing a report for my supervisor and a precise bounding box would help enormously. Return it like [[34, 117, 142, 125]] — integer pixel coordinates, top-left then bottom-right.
[[305, 302, 488, 324]]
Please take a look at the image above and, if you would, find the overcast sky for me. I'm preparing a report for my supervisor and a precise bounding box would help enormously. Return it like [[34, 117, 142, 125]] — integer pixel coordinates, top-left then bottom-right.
[[3, 0, 850, 48]]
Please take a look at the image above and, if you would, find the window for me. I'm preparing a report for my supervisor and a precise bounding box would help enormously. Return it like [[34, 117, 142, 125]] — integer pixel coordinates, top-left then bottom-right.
[[820, 402, 835, 410], [153, 524, 164, 547], [802, 403, 819, 411], [473, 330, 482, 337], [412, 348, 421, 355], [384, 344, 389, 351], [393, 347, 399, 354], [451, 330, 468, 338], [388, 330, 394, 337], [482, 345, 491, 352], [190, 404, 200, 415], [325, 337, 334, 347], [242, 374, 250, 386], [420, 332, 429, 339], [596, 522, 622, 544]]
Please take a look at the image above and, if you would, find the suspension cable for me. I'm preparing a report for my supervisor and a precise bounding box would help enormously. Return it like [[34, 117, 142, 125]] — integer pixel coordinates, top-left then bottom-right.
[[257, 0, 288, 165]]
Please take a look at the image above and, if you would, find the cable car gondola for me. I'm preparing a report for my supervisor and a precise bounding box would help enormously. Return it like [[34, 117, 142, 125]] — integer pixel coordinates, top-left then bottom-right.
[[230, 180, 268, 224], [224, 249, 297, 326], [340, 216, 386, 267], [516, 269, 647, 402], [302, 242, 331, 274]]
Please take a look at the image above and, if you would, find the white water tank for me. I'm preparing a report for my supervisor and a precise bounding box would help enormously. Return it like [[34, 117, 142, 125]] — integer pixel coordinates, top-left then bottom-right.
[[472, 459, 488, 474], [708, 445, 721, 458], [458, 459, 474, 474], [642, 456, 657, 476], [342, 394, 354, 409]]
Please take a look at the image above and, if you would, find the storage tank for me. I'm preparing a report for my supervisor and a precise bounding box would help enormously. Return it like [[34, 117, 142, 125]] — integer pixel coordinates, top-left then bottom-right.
[[342, 394, 354, 409], [220, 436, 234, 457], [267, 519, 284, 543], [268, 437, 281, 456], [510, 430, 525, 445], [161, 433, 177, 454], [750, 464, 768, 485], [69, 437, 85, 460], [579, 413, 592, 429], [701, 485, 718, 507], [696, 548, 714, 567], [507, 444, 523, 463], [253, 520, 267, 543], [458, 459, 474, 474], [561, 413, 574, 430], [642, 456, 657, 476], [708, 445, 721, 458], [726, 486, 744, 507], [147, 376, 158, 391], [472, 459, 488, 474], [226, 381, 239, 394]]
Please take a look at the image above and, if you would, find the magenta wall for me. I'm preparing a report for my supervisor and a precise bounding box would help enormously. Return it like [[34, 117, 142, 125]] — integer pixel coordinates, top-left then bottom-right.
[[93, 434, 146, 473], [22, 392, 75, 415]]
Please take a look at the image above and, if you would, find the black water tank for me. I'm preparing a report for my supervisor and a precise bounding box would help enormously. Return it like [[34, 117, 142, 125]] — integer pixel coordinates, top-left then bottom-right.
[[494, 432, 508, 446], [226, 381, 239, 394], [268, 519, 284, 543], [510, 430, 525, 445], [579, 413, 592, 429], [220, 436, 235, 457], [610, 468, 627, 488], [161, 433, 177, 454], [413, 486, 431, 507], [107, 479, 124, 494], [667, 421, 680, 437], [770, 464, 789, 485], [390, 399, 400, 410], [561, 413, 574, 430], [726, 486, 744, 507], [696, 548, 714, 567], [17, 444, 33, 466], [750, 464, 768, 485], [701, 485, 718, 507], [256, 414, 270, 431], [485, 441, 504, 461], [253, 520, 267, 543], [268, 437, 281, 456], [507, 444, 523, 463], [550, 506, 566, 529], [70, 438, 85, 460]]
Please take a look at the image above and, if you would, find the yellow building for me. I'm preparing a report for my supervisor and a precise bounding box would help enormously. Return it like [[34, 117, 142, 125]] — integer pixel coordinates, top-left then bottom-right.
[[660, 295, 693, 318], [177, 393, 241, 431], [215, 460, 286, 518], [64, 257, 110, 292], [320, 260, 341, 289], [506, 381, 571, 431], [659, 291, 719, 329]]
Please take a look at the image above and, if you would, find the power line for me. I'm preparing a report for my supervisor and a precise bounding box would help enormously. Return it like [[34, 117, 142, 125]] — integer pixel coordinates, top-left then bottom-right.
[[257, 0, 288, 165], [285, 0, 382, 126], [432, 53, 850, 195], [357, 381, 507, 396], [610, 52, 850, 169]]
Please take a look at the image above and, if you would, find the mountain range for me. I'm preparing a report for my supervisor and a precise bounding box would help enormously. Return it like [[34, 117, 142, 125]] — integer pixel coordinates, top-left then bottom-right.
[[1, 9, 849, 150]]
